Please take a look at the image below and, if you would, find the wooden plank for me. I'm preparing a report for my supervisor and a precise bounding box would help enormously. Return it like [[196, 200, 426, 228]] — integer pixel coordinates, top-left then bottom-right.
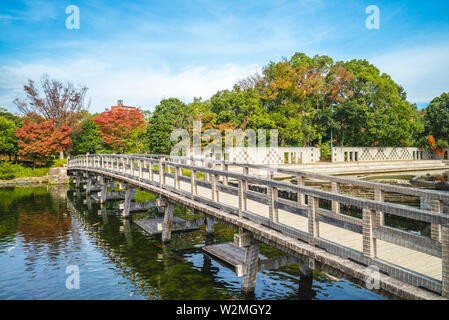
[[134, 217, 200, 235], [202, 242, 267, 268]]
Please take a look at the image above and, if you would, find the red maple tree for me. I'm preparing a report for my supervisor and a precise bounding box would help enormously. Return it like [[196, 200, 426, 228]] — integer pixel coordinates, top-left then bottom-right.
[[93, 108, 146, 153], [15, 118, 72, 168]]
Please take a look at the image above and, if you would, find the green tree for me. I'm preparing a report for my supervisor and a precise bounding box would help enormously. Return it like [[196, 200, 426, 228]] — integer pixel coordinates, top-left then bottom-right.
[[71, 117, 108, 156], [423, 92, 449, 147], [145, 98, 191, 154], [0, 116, 18, 161], [332, 59, 423, 146]]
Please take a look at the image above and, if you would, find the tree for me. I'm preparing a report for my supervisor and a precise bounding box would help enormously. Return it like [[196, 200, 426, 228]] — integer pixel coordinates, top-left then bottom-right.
[[423, 92, 449, 149], [13, 74, 88, 158], [145, 98, 193, 154], [15, 118, 71, 168], [0, 116, 18, 161], [93, 107, 146, 153], [71, 117, 108, 156], [332, 59, 423, 146]]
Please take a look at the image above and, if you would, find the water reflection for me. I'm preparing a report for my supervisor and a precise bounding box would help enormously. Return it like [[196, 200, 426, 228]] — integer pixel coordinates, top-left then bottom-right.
[[0, 186, 385, 300]]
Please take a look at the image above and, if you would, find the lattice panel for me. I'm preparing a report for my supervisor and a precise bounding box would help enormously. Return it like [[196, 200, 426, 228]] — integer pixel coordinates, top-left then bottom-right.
[[234, 149, 254, 163], [262, 150, 279, 165]]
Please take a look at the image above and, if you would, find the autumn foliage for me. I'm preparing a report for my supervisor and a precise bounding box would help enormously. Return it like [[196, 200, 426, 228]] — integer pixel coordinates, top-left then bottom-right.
[[15, 119, 71, 167], [93, 108, 146, 153], [427, 135, 446, 157]]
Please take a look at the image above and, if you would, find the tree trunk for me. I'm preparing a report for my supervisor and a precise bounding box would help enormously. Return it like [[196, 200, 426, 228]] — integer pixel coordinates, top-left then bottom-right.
[[59, 150, 64, 159]]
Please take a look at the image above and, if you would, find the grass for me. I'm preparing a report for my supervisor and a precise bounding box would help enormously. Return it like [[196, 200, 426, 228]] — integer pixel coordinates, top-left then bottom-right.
[[0, 159, 67, 180]]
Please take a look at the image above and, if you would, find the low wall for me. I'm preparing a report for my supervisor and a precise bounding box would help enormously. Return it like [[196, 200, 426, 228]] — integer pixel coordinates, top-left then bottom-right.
[[332, 147, 446, 162], [195, 147, 321, 164]]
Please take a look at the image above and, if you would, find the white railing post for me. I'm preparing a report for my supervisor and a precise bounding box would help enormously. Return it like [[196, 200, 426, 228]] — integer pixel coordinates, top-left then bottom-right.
[[431, 200, 443, 242], [308, 196, 319, 245], [268, 186, 278, 222], [297, 175, 305, 207], [362, 208, 377, 258], [191, 170, 197, 199], [159, 156, 165, 188], [331, 182, 340, 216], [238, 179, 247, 216], [442, 225, 449, 298]]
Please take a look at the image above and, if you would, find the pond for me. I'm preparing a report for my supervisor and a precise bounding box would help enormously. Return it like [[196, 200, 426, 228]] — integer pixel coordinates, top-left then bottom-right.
[[0, 186, 385, 300]]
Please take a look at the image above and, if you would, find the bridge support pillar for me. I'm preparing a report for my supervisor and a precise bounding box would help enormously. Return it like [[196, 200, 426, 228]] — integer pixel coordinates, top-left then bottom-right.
[[205, 216, 216, 234], [85, 175, 94, 194], [235, 231, 260, 294], [122, 184, 135, 219], [298, 257, 315, 299], [75, 172, 81, 189], [99, 177, 108, 204], [161, 202, 174, 244]]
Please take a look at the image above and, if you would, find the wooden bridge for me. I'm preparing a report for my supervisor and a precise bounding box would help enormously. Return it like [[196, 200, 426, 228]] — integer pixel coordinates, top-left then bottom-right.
[[67, 154, 449, 300]]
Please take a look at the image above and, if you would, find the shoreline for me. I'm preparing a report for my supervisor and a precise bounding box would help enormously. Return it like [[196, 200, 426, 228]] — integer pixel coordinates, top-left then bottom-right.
[[0, 175, 70, 187]]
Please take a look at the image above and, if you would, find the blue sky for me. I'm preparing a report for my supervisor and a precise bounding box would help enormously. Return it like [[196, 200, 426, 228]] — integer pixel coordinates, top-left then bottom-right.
[[1, 0, 448, 113]]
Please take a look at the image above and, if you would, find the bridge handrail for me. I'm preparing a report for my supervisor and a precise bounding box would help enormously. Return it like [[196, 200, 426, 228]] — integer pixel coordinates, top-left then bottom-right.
[[68, 153, 449, 201], [67, 154, 449, 225]]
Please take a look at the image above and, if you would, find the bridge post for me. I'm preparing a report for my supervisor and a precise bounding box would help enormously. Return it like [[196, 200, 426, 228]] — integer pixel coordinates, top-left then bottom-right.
[[159, 156, 165, 188], [308, 196, 319, 245], [222, 163, 228, 186], [174, 166, 180, 189], [268, 186, 278, 222], [138, 159, 143, 180], [238, 179, 247, 216], [235, 232, 260, 293], [442, 225, 449, 298], [362, 208, 377, 258], [161, 202, 174, 243], [211, 174, 219, 202], [122, 184, 135, 218], [296, 175, 305, 206], [191, 169, 197, 199], [149, 161, 154, 181], [431, 200, 443, 242], [331, 182, 340, 216], [374, 188, 385, 226]]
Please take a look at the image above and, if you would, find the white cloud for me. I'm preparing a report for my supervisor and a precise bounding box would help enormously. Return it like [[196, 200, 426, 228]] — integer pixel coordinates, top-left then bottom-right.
[[0, 59, 261, 113], [370, 43, 449, 103]]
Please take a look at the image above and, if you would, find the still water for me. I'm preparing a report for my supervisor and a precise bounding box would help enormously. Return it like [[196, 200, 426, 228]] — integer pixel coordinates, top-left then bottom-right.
[[0, 186, 384, 300]]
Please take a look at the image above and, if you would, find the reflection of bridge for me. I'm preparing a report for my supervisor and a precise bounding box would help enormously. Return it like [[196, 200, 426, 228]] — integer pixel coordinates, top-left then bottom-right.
[[68, 154, 449, 299]]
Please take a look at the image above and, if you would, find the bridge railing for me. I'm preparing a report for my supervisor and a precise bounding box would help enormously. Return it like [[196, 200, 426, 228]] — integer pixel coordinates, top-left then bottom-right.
[[68, 153, 449, 297]]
